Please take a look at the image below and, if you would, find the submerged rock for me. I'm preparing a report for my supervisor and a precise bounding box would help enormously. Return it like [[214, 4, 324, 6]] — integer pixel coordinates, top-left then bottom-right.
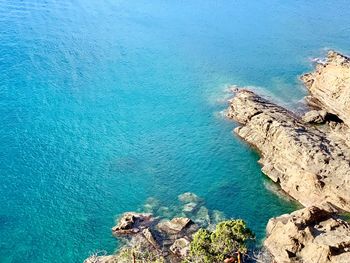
[[193, 206, 210, 227], [143, 197, 161, 213], [265, 204, 350, 263], [182, 202, 199, 214], [178, 192, 202, 204], [211, 210, 226, 225], [157, 206, 173, 219]]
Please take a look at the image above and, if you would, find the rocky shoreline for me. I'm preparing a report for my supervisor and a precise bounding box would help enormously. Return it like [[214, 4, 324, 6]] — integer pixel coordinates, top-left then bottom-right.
[[227, 51, 350, 262], [84, 193, 228, 263], [84, 51, 350, 263], [227, 89, 350, 211]]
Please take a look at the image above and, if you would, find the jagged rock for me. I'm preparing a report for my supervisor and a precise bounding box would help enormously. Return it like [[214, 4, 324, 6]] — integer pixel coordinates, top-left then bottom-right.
[[170, 238, 190, 258], [302, 110, 328, 124], [112, 212, 154, 236], [301, 51, 350, 126], [142, 228, 160, 249], [265, 204, 350, 263], [227, 89, 350, 211], [178, 192, 202, 204], [157, 217, 194, 235]]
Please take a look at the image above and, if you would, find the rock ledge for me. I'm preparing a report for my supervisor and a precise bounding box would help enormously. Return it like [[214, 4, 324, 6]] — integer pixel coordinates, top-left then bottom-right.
[[265, 204, 350, 263], [227, 89, 350, 211]]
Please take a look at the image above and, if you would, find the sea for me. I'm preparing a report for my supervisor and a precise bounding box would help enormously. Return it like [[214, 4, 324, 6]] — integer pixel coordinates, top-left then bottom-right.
[[0, 0, 349, 262]]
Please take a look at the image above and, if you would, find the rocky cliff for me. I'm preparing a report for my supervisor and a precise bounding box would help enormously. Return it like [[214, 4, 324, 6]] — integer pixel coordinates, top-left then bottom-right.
[[227, 50, 350, 263], [265, 203, 350, 263], [301, 51, 350, 126], [227, 89, 350, 211]]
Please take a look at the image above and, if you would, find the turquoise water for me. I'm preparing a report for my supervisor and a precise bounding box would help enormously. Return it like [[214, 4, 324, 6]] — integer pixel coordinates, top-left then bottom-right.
[[1, 0, 350, 262]]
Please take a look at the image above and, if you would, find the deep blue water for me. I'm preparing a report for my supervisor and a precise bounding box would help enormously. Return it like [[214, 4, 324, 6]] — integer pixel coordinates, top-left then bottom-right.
[[0, 0, 349, 262]]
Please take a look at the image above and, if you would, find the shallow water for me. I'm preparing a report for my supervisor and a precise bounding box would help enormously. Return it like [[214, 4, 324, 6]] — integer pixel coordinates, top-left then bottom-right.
[[0, 0, 349, 262]]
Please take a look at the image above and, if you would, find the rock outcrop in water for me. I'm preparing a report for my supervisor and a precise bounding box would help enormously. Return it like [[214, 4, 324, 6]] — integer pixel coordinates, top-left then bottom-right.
[[85, 213, 199, 263], [227, 89, 350, 211], [84, 51, 350, 263], [84, 193, 227, 263], [227, 50, 350, 262], [265, 203, 350, 263]]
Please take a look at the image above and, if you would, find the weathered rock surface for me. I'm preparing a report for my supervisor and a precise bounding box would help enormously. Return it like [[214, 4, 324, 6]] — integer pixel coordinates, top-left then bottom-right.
[[302, 109, 328, 124], [169, 238, 191, 258], [265, 204, 350, 263], [112, 212, 154, 236], [301, 51, 350, 126], [85, 214, 198, 263], [227, 89, 350, 211], [157, 217, 194, 235]]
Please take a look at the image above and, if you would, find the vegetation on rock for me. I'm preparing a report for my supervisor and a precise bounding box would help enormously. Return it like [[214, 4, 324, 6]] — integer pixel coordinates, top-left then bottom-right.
[[84, 194, 255, 263], [186, 219, 254, 263]]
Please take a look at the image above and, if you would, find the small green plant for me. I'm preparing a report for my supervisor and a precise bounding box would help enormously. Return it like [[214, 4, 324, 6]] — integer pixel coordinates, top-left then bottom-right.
[[187, 219, 254, 263]]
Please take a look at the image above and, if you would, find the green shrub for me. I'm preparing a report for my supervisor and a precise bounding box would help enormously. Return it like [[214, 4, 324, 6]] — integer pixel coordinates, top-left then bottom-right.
[[187, 219, 254, 263], [188, 229, 215, 262]]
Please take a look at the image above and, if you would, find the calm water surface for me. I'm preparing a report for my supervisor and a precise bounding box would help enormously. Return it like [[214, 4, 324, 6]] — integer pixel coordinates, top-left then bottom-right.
[[1, 0, 350, 262]]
